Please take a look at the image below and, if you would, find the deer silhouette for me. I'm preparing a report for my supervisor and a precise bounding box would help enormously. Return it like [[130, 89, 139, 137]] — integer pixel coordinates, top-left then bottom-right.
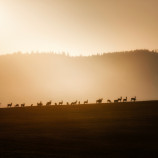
[[96, 98, 103, 104], [67, 102, 69, 105], [118, 97, 122, 102], [21, 103, 25, 107], [71, 100, 77, 105], [46, 101, 52, 106], [59, 101, 63, 105], [131, 96, 136, 102], [7, 103, 12, 107], [84, 100, 88, 104], [107, 99, 111, 103], [114, 99, 118, 103], [123, 97, 127, 102], [15, 104, 19, 107], [74, 100, 77, 105], [37, 102, 43, 106], [55, 103, 57, 105]]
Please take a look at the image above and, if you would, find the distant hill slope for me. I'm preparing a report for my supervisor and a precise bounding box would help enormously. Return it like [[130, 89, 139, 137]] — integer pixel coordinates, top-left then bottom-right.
[[0, 50, 158, 106]]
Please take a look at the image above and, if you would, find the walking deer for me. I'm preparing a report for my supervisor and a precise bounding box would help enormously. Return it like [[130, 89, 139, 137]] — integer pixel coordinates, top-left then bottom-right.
[[114, 99, 118, 103], [59, 101, 63, 105], [46, 101, 52, 106], [123, 97, 127, 102], [15, 104, 19, 107], [96, 98, 103, 104], [118, 97, 122, 102], [21, 103, 25, 107], [84, 100, 88, 104], [71, 100, 77, 105], [37, 102, 43, 106], [7, 103, 12, 107], [131, 96, 136, 102]]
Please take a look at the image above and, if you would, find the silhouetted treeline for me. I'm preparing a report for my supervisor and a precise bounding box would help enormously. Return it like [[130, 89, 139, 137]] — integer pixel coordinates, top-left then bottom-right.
[[0, 50, 158, 106]]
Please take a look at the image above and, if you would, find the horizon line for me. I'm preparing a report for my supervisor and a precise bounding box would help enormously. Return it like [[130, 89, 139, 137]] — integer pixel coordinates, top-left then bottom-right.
[[0, 49, 158, 57]]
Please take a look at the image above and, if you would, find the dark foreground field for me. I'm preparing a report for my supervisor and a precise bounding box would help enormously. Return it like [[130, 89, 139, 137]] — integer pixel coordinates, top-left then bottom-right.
[[0, 101, 158, 158]]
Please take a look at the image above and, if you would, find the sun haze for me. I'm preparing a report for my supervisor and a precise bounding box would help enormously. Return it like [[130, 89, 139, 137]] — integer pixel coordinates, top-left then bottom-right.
[[0, 0, 158, 56]]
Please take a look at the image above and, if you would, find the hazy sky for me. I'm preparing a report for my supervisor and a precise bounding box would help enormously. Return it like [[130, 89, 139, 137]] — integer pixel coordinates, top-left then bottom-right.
[[0, 0, 158, 56]]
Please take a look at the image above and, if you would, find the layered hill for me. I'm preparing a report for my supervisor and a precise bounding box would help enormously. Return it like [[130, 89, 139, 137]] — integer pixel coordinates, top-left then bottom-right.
[[0, 50, 158, 106]]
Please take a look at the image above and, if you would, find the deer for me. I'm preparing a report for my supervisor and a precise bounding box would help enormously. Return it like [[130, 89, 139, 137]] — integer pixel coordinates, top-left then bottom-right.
[[107, 99, 111, 103], [15, 104, 19, 107], [74, 100, 77, 105], [7, 103, 12, 107], [123, 97, 127, 102], [46, 101, 52, 106], [71, 100, 77, 105], [96, 98, 103, 104], [59, 101, 63, 105], [21, 103, 25, 107], [84, 100, 88, 104], [37, 102, 43, 106], [131, 96, 136, 102], [118, 97, 122, 102], [114, 99, 118, 103]]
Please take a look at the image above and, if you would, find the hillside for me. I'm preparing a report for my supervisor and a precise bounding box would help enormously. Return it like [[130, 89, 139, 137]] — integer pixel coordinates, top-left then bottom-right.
[[0, 101, 158, 157], [0, 50, 158, 106]]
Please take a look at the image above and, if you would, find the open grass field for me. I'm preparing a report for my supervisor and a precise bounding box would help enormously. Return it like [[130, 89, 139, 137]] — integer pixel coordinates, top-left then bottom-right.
[[0, 101, 158, 158]]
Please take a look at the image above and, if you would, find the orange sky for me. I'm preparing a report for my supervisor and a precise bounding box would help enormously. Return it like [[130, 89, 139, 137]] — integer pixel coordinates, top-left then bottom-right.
[[0, 0, 158, 56]]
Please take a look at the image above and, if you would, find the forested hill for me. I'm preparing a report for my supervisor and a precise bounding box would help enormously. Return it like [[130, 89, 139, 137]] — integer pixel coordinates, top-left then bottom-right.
[[0, 50, 158, 106]]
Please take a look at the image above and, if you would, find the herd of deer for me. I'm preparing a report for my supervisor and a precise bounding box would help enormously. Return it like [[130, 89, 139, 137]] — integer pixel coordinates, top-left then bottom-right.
[[7, 96, 136, 108]]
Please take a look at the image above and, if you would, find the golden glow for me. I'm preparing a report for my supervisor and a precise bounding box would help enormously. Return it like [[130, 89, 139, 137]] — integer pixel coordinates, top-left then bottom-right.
[[0, 0, 158, 56], [0, 50, 158, 106], [0, 4, 5, 29]]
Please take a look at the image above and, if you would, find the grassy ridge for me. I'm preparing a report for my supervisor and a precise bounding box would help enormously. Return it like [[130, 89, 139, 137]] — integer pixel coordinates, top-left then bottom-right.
[[0, 101, 158, 158]]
